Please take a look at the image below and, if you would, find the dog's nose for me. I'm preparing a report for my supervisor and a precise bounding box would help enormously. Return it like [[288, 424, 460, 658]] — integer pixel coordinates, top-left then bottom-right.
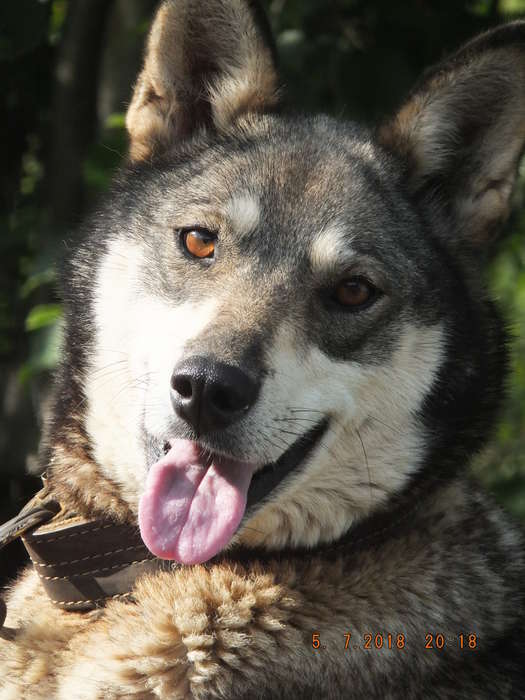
[[170, 357, 260, 434]]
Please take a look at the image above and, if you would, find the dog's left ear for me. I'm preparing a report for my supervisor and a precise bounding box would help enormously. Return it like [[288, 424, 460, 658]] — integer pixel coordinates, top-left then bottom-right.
[[378, 22, 525, 247], [126, 0, 279, 162]]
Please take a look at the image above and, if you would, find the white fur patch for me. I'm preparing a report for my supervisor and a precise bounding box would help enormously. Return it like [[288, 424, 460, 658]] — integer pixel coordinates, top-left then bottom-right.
[[310, 223, 352, 271], [226, 193, 260, 235], [237, 322, 445, 550], [85, 239, 218, 508]]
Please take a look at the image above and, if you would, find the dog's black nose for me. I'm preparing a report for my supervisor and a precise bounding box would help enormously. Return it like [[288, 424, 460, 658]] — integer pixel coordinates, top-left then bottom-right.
[[170, 357, 259, 434]]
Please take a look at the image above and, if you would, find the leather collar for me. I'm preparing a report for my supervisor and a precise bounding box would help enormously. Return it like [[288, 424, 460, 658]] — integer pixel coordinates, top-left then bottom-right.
[[0, 488, 169, 626]]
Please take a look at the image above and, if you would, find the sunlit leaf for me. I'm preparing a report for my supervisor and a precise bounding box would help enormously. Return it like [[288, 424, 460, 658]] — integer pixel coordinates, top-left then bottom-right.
[[499, 0, 525, 14], [25, 304, 62, 331], [105, 113, 126, 130]]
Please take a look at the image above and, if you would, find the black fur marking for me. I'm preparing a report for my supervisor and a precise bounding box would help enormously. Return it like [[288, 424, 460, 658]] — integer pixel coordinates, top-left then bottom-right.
[[245, 419, 328, 511]]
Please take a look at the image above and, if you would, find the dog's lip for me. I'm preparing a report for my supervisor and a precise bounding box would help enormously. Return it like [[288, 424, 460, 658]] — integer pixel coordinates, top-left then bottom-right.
[[246, 419, 328, 511], [160, 418, 328, 511]]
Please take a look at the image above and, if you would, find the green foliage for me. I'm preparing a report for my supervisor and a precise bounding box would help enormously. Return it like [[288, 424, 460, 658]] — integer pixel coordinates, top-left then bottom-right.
[[473, 213, 525, 518], [19, 318, 63, 385], [500, 0, 525, 14], [49, 0, 68, 45], [25, 304, 62, 332]]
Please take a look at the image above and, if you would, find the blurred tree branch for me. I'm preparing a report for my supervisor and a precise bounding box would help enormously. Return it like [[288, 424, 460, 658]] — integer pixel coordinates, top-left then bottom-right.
[[48, 0, 115, 226]]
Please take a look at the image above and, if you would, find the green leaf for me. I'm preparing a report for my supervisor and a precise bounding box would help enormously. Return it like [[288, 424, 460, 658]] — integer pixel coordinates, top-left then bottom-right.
[[20, 267, 57, 299], [105, 112, 126, 130], [19, 318, 64, 383], [499, 0, 525, 15], [25, 304, 62, 331]]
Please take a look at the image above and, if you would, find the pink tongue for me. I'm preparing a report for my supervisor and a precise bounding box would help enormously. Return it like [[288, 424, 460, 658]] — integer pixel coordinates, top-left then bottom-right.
[[139, 439, 257, 564]]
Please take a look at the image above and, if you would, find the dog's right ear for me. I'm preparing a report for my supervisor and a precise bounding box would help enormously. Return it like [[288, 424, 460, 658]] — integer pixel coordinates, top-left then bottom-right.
[[126, 0, 279, 162]]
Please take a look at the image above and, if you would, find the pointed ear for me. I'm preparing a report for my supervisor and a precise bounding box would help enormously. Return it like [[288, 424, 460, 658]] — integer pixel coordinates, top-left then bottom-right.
[[126, 0, 280, 162], [378, 22, 525, 247]]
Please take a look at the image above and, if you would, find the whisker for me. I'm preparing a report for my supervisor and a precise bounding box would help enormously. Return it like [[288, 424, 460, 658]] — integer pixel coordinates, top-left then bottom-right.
[[356, 427, 372, 506], [273, 427, 308, 439], [272, 416, 320, 425], [239, 524, 268, 538], [257, 428, 290, 457], [367, 414, 402, 436]]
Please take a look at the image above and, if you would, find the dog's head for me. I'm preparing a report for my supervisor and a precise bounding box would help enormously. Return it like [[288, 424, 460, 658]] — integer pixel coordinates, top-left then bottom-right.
[[51, 2, 525, 564]]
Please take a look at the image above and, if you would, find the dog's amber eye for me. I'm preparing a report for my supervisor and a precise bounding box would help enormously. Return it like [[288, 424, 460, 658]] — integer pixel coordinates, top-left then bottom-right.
[[181, 229, 216, 259], [335, 277, 377, 308]]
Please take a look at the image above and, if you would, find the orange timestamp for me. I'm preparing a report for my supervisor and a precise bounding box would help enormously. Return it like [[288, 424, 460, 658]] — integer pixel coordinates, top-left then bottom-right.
[[311, 632, 478, 651]]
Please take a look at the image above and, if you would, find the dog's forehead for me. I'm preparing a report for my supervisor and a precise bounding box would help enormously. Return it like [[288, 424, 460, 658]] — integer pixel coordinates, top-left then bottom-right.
[[172, 123, 406, 245], [144, 115, 432, 279], [209, 127, 392, 229], [192, 121, 423, 271]]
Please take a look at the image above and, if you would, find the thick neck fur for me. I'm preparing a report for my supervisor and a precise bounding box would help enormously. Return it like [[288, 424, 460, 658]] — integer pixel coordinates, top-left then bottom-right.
[[4, 466, 523, 698], [44, 412, 134, 523]]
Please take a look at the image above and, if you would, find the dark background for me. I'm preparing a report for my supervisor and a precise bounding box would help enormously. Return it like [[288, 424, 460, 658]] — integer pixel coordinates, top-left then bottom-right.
[[1, 0, 525, 582]]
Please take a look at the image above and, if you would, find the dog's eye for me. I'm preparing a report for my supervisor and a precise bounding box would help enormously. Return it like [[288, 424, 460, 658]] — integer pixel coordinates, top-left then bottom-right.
[[334, 277, 378, 309], [180, 228, 216, 260]]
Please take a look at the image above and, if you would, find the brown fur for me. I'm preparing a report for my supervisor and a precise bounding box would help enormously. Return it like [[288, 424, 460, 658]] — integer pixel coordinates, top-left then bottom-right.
[[1, 478, 523, 698], [47, 417, 133, 523]]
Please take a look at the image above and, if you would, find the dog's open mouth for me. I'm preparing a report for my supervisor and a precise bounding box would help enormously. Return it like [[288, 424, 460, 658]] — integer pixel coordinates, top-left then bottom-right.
[[139, 420, 327, 565]]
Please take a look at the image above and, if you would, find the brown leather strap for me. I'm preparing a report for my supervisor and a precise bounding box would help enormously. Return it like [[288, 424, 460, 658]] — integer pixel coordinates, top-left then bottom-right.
[[0, 495, 60, 550], [23, 516, 169, 610], [0, 491, 170, 625]]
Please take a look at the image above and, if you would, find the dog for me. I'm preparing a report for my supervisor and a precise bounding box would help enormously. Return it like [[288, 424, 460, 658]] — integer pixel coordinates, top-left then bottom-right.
[[1, 1, 525, 697]]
